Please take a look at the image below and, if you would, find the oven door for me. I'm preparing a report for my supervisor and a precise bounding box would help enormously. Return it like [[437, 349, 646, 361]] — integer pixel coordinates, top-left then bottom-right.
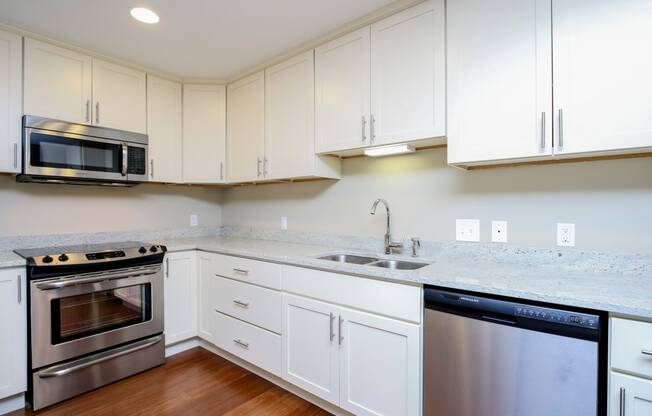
[[30, 265, 164, 369]]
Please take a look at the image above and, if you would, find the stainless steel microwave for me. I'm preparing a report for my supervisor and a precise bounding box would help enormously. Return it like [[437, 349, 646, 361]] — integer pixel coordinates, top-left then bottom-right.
[[18, 116, 148, 186]]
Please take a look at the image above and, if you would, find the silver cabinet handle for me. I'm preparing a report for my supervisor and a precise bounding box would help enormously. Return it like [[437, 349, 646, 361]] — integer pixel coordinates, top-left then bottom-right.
[[165, 258, 170, 278], [540, 111, 546, 150], [370, 114, 376, 143], [329, 312, 335, 341], [361, 116, 367, 142], [557, 108, 564, 149], [220, 162, 224, 181], [233, 339, 249, 349], [620, 387, 626, 416], [263, 157, 268, 176], [642, 349, 652, 356], [233, 268, 249, 275], [233, 300, 249, 308], [95, 102, 100, 124], [17, 274, 21, 303], [85, 99, 90, 123], [338, 315, 344, 345], [150, 160, 154, 179], [13, 143, 18, 169], [257, 157, 262, 177]]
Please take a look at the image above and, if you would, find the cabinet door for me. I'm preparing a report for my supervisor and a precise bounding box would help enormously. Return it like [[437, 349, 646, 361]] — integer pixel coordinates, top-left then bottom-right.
[[447, 0, 553, 165], [164, 252, 197, 345], [24, 38, 92, 124], [265, 51, 316, 180], [553, 0, 652, 155], [197, 253, 217, 341], [183, 84, 226, 183], [610, 372, 652, 416], [0, 268, 26, 399], [282, 294, 339, 405], [92, 59, 146, 133], [147, 75, 183, 183], [339, 308, 420, 416], [370, 0, 445, 145], [315, 27, 371, 153], [226, 72, 265, 182], [0, 30, 21, 173]]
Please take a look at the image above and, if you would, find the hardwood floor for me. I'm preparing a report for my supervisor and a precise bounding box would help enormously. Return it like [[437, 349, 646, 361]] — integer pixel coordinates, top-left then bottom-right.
[[12, 347, 331, 416]]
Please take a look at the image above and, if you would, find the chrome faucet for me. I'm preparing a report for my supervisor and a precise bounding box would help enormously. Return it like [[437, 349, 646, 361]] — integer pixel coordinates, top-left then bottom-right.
[[370, 198, 403, 255]]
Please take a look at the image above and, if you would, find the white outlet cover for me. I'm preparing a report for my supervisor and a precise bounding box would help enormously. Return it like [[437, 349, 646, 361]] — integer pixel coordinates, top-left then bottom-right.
[[456, 219, 480, 242], [557, 223, 575, 247], [280, 216, 288, 231], [190, 214, 198, 227], [492, 221, 507, 243]]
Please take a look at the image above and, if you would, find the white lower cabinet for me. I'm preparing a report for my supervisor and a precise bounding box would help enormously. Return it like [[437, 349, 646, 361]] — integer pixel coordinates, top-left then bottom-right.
[[0, 268, 26, 401], [197, 252, 217, 341], [164, 251, 197, 345], [610, 372, 652, 416]]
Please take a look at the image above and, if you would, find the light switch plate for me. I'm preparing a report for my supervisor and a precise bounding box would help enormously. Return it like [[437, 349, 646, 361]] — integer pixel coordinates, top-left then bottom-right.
[[280, 216, 288, 231], [492, 221, 507, 243], [190, 214, 198, 227], [557, 223, 575, 246], [456, 219, 480, 242]]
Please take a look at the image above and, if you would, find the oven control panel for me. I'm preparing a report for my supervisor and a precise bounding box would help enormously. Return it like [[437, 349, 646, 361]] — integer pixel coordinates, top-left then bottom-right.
[[24, 244, 166, 266], [86, 251, 126, 261]]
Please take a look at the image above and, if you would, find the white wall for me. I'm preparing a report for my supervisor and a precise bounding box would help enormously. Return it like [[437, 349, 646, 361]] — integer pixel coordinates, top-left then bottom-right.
[[0, 175, 221, 237], [221, 148, 652, 254]]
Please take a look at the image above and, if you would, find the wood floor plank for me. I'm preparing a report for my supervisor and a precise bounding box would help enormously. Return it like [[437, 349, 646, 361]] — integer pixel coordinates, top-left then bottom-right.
[[11, 347, 331, 416]]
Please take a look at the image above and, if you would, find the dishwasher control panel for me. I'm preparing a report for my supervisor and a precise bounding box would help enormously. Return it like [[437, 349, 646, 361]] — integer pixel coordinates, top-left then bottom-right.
[[515, 306, 599, 329]]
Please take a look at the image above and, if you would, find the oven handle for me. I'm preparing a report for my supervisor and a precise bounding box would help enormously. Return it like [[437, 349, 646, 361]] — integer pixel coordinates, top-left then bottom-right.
[[37, 335, 164, 379], [35, 266, 161, 291]]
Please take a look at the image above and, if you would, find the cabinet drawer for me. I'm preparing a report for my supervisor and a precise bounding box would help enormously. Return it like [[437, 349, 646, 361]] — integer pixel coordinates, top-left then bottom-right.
[[612, 318, 652, 379], [214, 276, 282, 334], [214, 253, 282, 289], [213, 311, 281, 377]]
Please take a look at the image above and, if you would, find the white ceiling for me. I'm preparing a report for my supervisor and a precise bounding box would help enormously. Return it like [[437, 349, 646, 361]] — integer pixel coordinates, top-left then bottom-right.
[[0, 0, 397, 80]]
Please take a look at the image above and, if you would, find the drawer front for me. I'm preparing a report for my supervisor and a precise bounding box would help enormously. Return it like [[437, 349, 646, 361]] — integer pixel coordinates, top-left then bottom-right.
[[214, 253, 282, 289], [214, 276, 282, 334], [612, 318, 652, 379], [213, 311, 281, 377]]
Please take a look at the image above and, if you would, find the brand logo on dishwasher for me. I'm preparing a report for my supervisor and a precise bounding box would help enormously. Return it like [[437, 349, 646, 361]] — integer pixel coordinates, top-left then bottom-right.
[[460, 296, 479, 303]]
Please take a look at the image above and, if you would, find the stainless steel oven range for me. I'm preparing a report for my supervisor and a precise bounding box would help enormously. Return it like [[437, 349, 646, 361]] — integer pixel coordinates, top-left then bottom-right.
[[15, 242, 167, 411]]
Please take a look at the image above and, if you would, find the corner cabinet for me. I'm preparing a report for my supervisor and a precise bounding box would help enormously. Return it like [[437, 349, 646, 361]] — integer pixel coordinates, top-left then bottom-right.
[[182, 84, 227, 184], [0, 268, 27, 400], [164, 252, 197, 345], [0, 29, 21, 174], [147, 75, 183, 183]]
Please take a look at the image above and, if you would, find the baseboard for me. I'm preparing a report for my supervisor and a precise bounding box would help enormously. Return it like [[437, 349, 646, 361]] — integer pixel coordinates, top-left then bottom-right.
[[165, 338, 200, 357], [0, 393, 25, 415]]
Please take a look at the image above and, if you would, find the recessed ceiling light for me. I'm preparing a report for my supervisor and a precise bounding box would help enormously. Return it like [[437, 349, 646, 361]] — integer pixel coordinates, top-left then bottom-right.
[[364, 144, 416, 157], [130, 7, 159, 24]]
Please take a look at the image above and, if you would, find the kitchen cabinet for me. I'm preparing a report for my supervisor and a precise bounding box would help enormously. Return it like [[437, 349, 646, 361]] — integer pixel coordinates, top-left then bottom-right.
[[146, 75, 183, 183], [24, 38, 92, 125], [92, 59, 146, 133], [226, 71, 265, 183], [610, 372, 652, 416], [370, 0, 445, 146], [447, 0, 553, 165], [182, 84, 226, 184], [265, 51, 339, 180], [197, 252, 217, 341], [552, 0, 652, 156], [164, 252, 197, 345], [315, 27, 371, 153], [0, 30, 21, 174], [0, 268, 26, 400]]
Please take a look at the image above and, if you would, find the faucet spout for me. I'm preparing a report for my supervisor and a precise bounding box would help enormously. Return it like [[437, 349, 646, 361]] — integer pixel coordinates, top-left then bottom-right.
[[369, 199, 401, 255]]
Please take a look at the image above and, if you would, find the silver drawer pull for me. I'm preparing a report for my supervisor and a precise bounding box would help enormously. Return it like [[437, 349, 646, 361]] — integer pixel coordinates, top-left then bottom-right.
[[233, 268, 249, 275], [642, 349, 652, 357], [620, 387, 626, 416], [329, 312, 335, 342], [233, 300, 249, 308], [233, 339, 249, 349]]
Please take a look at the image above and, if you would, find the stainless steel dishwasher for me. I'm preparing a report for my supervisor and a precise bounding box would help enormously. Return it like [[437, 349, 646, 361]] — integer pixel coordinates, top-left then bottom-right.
[[423, 286, 607, 416]]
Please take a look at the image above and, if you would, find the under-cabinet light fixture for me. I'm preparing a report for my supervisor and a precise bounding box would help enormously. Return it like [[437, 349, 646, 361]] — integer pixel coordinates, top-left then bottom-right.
[[364, 144, 416, 157]]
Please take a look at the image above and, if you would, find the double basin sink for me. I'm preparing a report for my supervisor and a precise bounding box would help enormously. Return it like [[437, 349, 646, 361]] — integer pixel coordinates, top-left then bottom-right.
[[318, 254, 429, 270]]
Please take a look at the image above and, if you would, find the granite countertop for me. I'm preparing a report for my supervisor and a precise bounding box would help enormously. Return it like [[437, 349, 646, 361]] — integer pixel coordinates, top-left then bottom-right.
[[156, 236, 652, 319], [0, 250, 26, 268]]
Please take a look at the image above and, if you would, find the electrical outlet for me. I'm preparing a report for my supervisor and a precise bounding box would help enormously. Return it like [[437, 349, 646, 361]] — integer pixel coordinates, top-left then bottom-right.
[[190, 214, 198, 227], [280, 216, 288, 231], [456, 219, 480, 242], [492, 221, 507, 243], [557, 223, 575, 246]]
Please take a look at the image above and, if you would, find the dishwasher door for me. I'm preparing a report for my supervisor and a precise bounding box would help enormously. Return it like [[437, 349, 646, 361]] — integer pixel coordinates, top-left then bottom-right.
[[424, 307, 599, 416]]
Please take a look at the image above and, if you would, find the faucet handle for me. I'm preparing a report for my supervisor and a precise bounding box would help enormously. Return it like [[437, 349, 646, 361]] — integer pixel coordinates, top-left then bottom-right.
[[410, 237, 421, 257]]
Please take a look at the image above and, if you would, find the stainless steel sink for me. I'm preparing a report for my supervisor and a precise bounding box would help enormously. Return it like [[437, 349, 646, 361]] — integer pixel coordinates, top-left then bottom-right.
[[367, 259, 429, 270], [317, 254, 379, 265]]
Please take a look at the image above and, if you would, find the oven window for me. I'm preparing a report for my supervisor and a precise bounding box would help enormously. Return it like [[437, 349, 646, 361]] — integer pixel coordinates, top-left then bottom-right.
[[30, 132, 122, 173], [50, 284, 152, 344]]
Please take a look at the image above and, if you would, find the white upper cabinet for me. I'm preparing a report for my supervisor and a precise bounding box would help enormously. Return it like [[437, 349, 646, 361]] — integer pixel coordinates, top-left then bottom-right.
[[146, 75, 183, 183], [553, 0, 652, 156], [92, 58, 146, 133], [0, 268, 27, 400], [370, 0, 446, 146], [182, 84, 227, 184], [24, 38, 92, 124], [447, 0, 553, 165], [227, 71, 265, 183], [0, 29, 22, 174], [315, 27, 371, 153]]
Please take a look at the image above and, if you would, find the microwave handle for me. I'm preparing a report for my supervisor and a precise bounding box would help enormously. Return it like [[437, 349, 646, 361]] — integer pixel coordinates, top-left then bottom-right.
[[121, 144, 128, 176]]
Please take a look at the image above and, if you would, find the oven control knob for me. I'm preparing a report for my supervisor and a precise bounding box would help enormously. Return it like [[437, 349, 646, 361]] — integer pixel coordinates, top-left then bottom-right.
[[58, 254, 69, 262], [149, 246, 158, 253], [42, 255, 54, 264], [138, 247, 147, 254]]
